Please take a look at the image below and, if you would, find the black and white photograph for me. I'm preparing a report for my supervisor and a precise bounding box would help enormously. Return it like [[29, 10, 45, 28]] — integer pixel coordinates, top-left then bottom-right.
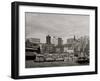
[[11, 1, 97, 79], [25, 12, 90, 68]]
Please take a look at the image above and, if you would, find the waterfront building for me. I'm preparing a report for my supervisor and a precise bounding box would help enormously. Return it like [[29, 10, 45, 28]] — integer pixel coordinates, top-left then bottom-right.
[[25, 38, 41, 54]]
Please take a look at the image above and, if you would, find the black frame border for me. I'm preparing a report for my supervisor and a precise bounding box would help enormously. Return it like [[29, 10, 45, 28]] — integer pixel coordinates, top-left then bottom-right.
[[11, 1, 98, 79]]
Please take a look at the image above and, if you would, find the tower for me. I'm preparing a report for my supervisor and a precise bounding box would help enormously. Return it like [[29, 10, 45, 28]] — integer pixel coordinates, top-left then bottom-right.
[[58, 38, 63, 46], [74, 35, 76, 40], [56, 37, 63, 53], [46, 35, 51, 44]]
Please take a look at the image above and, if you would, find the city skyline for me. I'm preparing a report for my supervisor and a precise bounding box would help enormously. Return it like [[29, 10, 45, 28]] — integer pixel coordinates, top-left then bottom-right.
[[25, 12, 89, 44]]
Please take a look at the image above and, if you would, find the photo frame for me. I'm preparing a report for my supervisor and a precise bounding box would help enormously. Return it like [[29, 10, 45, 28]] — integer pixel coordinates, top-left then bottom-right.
[[11, 1, 98, 79]]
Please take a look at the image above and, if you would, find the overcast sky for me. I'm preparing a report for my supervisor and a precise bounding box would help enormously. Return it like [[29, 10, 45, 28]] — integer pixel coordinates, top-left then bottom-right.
[[25, 12, 89, 44]]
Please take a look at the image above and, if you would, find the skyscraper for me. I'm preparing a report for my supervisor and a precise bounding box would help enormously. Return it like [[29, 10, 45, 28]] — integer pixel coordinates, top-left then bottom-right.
[[58, 38, 63, 46], [56, 38, 63, 53], [46, 35, 51, 44]]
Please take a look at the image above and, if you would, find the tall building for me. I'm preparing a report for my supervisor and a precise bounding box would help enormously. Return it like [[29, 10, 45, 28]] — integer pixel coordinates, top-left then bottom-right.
[[58, 38, 63, 46], [67, 37, 76, 50], [55, 38, 64, 53], [74, 35, 76, 40], [46, 35, 51, 44]]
